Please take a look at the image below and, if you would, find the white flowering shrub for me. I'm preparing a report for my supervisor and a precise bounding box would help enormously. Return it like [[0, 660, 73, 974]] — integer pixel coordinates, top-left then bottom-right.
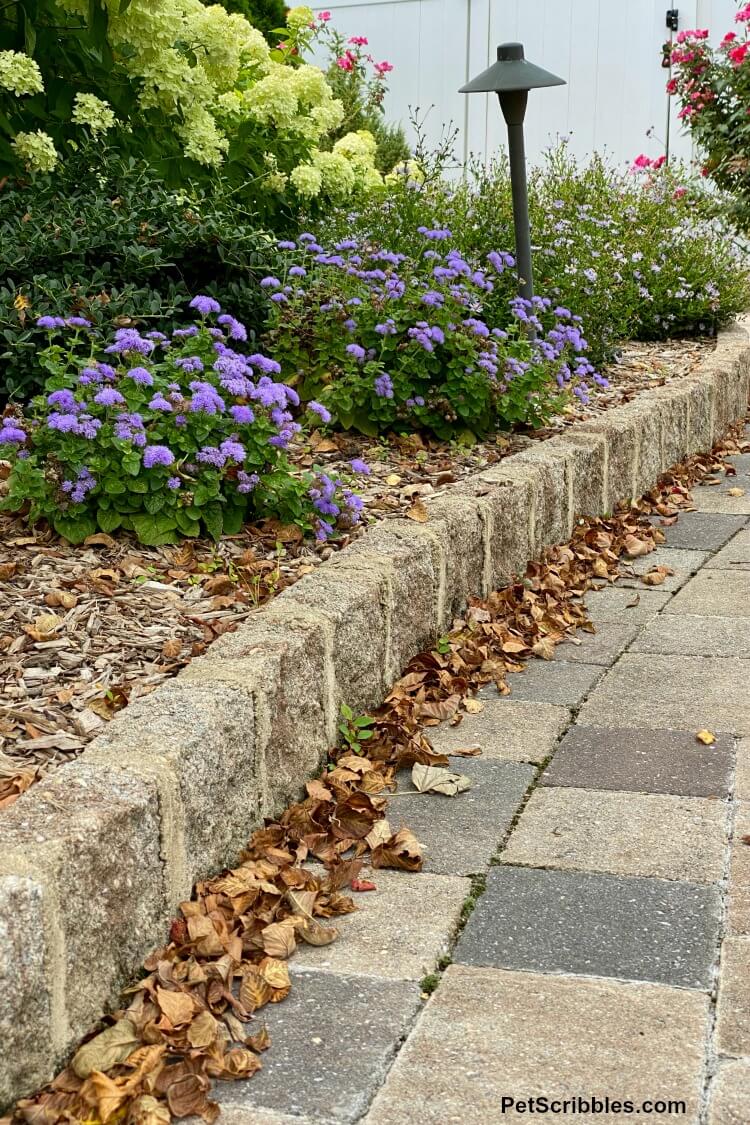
[[0, 1, 383, 215]]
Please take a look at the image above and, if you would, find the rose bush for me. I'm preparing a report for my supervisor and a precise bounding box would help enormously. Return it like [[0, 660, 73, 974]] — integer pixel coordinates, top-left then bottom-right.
[[263, 229, 604, 440], [0, 298, 365, 545]]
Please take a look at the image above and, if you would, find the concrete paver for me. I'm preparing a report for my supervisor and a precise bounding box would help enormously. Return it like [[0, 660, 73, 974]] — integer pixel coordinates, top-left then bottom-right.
[[617, 547, 709, 591], [728, 804, 750, 936], [705, 528, 750, 570], [425, 699, 570, 763], [708, 1060, 750, 1125], [540, 726, 733, 797], [665, 570, 750, 617], [479, 660, 603, 706], [630, 614, 750, 657], [364, 966, 709, 1124], [716, 937, 750, 1057], [583, 587, 673, 625], [453, 866, 720, 988], [500, 786, 726, 883], [557, 623, 639, 665], [649, 511, 746, 550]]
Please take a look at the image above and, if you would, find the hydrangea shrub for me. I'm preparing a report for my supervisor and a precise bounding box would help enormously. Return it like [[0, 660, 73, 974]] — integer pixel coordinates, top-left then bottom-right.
[[264, 231, 604, 440], [0, 299, 364, 545]]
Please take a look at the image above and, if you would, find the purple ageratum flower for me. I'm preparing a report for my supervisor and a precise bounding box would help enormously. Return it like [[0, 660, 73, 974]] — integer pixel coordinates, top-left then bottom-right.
[[308, 401, 332, 424], [147, 331, 169, 344], [94, 387, 125, 407], [196, 445, 226, 468], [463, 318, 490, 338], [350, 458, 370, 475], [220, 439, 246, 464], [167, 477, 181, 490], [288, 266, 307, 278], [175, 356, 204, 375], [417, 226, 452, 241], [343, 319, 357, 332], [421, 290, 444, 308], [127, 366, 154, 386], [0, 423, 26, 444], [105, 328, 155, 356], [65, 317, 91, 329], [189, 295, 221, 316], [114, 412, 146, 444], [231, 404, 255, 424], [143, 444, 175, 468], [47, 389, 79, 413], [346, 343, 366, 362], [64, 468, 97, 504], [374, 372, 394, 399], [277, 240, 297, 250], [36, 316, 66, 330], [270, 293, 288, 304], [260, 276, 281, 289], [237, 471, 260, 494], [47, 412, 80, 434], [75, 414, 101, 440], [375, 319, 397, 336], [189, 381, 225, 415], [172, 326, 199, 340], [97, 364, 117, 381], [248, 353, 282, 377], [217, 314, 248, 342], [148, 393, 173, 412], [298, 233, 317, 243]]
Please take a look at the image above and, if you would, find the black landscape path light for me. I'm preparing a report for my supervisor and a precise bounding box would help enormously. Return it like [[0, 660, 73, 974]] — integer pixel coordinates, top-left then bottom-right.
[[460, 43, 565, 303]]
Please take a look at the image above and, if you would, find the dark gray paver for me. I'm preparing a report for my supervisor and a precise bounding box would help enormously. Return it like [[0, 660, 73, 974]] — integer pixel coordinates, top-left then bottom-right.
[[649, 511, 746, 550], [479, 660, 603, 707], [391, 760, 534, 875], [540, 725, 733, 797], [557, 623, 639, 666], [215, 970, 421, 1123], [631, 614, 750, 658], [453, 866, 721, 988]]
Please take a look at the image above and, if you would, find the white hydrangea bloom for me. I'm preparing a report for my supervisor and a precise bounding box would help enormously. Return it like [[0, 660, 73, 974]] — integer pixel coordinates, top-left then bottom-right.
[[12, 130, 59, 173], [72, 92, 116, 133], [290, 161, 323, 198], [286, 6, 314, 33], [0, 51, 44, 97], [312, 149, 357, 197]]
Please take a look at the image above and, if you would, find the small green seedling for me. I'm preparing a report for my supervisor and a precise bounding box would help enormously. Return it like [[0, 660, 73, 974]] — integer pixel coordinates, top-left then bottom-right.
[[338, 702, 376, 754]]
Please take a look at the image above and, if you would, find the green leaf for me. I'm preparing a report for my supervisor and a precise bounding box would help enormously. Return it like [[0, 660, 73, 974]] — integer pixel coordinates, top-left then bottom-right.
[[97, 508, 123, 533], [340, 702, 353, 721], [53, 512, 98, 544], [130, 512, 178, 546], [201, 502, 223, 542], [175, 508, 200, 537]]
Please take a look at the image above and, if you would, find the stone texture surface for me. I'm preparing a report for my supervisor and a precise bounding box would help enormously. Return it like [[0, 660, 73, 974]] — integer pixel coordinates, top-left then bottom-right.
[[424, 493, 485, 615], [690, 485, 750, 515], [215, 971, 421, 1123], [425, 699, 570, 763], [364, 966, 709, 1124], [578, 414, 638, 511], [658, 384, 691, 469], [454, 866, 720, 988], [390, 760, 534, 875], [479, 660, 602, 707], [548, 431, 607, 518], [685, 375, 716, 454], [501, 447, 573, 552], [87, 679, 261, 889], [0, 874, 54, 1107], [666, 570, 750, 617], [649, 511, 746, 551], [618, 547, 708, 592], [584, 586, 673, 625], [501, 786, 726, 882], [0, 762, 167, 1061], [728, 803, 750, 936], [213, 1110, 312, 1125], [292, 869, 469, 981], [462, 469, 535, 587], [706, 528, 750, 571], [557, 623, 639, 666], [540, 726, 733, 797], [736, 738, 750, 801], [708, 1060, 750, 1125], [578, 653, 750, 734], [631, 615, 750, 658], [717, 937, 750, 1057]]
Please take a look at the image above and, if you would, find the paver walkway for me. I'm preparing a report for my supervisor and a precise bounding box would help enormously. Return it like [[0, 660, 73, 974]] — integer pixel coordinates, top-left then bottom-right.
[[211, 436, 750, 1125]]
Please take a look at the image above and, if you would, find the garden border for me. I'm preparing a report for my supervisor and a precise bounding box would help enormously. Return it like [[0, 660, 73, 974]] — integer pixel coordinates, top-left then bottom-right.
[[2, 322, 749, 1107]]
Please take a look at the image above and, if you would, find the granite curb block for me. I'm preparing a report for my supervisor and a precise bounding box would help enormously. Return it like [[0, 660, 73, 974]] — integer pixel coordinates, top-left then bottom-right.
[[1, 324, 749, 1106]]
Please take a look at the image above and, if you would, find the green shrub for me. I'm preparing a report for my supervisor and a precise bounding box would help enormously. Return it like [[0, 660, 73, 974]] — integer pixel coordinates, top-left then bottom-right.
[[263, 232, 602, 440], [0, 298, 365, 545], [0, 148, 276, 402], [217, 0, 288, 43]]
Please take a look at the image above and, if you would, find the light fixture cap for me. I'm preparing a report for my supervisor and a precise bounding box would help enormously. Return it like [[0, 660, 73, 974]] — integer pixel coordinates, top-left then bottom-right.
[[459, 42, 566, 94]]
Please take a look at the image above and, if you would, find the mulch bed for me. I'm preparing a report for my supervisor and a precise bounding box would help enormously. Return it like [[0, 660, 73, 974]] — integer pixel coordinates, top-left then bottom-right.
[[0, 336, 716, 802]]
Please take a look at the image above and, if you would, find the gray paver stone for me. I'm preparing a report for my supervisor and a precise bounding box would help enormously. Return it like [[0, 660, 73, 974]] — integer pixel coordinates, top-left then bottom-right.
[[584, 586, 673, 626], [500, 786, 726, 883], [557, 623, 639, 666], [617, 547, 708, 592], [390, 760, 534, 875], [215, 971, 421, 1123], [650, 512, 746, 551], [690, 485, 750, 515], [578, 653, 750, 734], [540, 726, 733, 797], [479, 660, 603, 707], [454, 866, 720, 988], [364, 965, 708, 1124], [631, 615, 750, 658], [728, 804, 750, 935], [705, 528, 750, 571], [425, 699, 570, 763], [666, 570, 750, 617]]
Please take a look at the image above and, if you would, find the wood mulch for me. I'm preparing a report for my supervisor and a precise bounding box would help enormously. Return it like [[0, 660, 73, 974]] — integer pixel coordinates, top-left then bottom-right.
[[0, 336, 715, 802]]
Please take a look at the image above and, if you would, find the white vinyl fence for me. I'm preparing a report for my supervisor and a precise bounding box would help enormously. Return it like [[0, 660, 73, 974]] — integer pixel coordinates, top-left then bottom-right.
[[312, 0, 739, 169]]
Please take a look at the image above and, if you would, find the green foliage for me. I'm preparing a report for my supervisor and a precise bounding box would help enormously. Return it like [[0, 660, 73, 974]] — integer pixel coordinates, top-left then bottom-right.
[[216, 0, 288, 43], [0, 305, 363, 545], [0, 146, 277, 401], [338, 702, 376, 754]]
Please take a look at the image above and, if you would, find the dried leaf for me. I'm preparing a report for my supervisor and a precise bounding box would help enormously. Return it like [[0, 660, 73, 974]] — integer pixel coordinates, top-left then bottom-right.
[[727, 487, 746, 497], [239, 969, 272, 1014], [72, 1018, 140, 1078], [623, 535, 653, 558], [463, 698, 484, 715], [405, 499, 429, 523], [127, 1095, 171, 1125], [411, 762, 472, 797], [351, 878, 377, 892], [156, 988, 195, 1028], [186, 1011, 218, 1050], [260, 921, 296, 959], [696, 729, 716, 745], [297, 919, 338, 946], [246, 1027, 271, 1053], [371, 827, 423, 872]]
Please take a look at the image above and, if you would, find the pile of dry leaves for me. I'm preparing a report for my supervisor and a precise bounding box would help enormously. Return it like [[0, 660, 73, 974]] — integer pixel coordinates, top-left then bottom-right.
[[4, 419, 745, 1125]]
